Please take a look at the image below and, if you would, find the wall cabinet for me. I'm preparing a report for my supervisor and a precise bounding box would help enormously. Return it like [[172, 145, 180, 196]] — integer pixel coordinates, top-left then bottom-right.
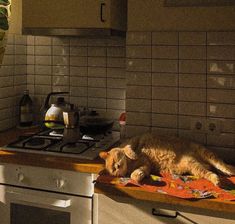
[[93, 194, 235, 224], [128, 0, 235, 31], [22, 0, 127, 36]]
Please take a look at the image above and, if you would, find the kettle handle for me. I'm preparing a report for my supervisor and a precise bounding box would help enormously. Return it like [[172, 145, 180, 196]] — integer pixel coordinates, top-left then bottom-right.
[[44, 92, 69, 110]]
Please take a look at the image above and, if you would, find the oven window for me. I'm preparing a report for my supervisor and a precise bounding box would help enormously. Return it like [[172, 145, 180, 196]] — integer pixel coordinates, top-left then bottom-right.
[[10, 203, 70, 224]]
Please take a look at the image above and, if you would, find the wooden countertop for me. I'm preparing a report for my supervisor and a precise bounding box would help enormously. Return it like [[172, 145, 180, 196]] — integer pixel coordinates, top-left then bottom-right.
[[1, 127, 235, 215]]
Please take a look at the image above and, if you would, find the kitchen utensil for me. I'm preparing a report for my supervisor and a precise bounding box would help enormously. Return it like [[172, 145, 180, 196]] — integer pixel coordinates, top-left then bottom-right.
[[63, 104, 79, 129], [43, 92, 69, 129], [62, 104, 80, 143], [79, 111, 114, 135]]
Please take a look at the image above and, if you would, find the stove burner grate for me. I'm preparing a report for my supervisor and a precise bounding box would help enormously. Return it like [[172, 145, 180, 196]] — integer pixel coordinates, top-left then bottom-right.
[[58, 140, 95, 154], [7, 136, 61, 151]]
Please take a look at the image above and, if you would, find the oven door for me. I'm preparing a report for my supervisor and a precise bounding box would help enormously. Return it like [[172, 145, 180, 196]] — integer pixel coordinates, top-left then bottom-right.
[[0, 185, 92, 224]]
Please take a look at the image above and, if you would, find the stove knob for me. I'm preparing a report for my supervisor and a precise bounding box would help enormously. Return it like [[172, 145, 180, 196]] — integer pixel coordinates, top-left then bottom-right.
[[18, 173, 25, 183], [56, 179, 65, 189]]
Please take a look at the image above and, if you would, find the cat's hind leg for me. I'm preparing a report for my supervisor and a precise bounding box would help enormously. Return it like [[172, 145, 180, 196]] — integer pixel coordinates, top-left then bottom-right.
[[187, 159, 220, 185], [197, 146, 235, 176]]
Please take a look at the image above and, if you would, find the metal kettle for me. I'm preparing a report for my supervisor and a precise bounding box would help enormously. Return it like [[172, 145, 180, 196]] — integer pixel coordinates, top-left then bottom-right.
[[43, 92, 69, 129]]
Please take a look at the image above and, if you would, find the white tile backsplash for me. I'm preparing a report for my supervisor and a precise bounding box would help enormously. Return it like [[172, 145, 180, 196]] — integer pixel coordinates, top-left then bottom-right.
[[53, 46, 69, 56], [88, 67, 106, 77], [152, 100, 178, 114], [207, 75, 235, 89], [179, 73, 206, 88], [179, 60, 206, 74], [207, 89, 235, 104], [152, 46, 178, 59], [70, 46, 87, 56], [179, 46, 206, 59], [88, 47, 106, 57], [35, 36, 52, 46], [179, 88, 206, 102], [208, 103, 235, 119], [126, 46, 151, 58], [152, 59, 178, 73], [0, 31, 234, 153], [208, 61, 235, 74], [126, 99, 151, 112], [35, 65, 52, 75], [152, 73, 178, 87], [127, 112, 151, 126], [126, 72, 151, 86], [22, 35, 126, 127], [207, 32, 235, 46], [179, 32, 206, 46], [0, 34, 27, 131], [70, 56, 87, 66], [126, 86, 151, 99], [127, 58, 151, 72], [207, 46, 235, 60], [152, 86, 178, 100], [152, 32, 178, 45], [179, 102, 206, 116], [152, 114, 178, 128], [127, 32, 151, 45]]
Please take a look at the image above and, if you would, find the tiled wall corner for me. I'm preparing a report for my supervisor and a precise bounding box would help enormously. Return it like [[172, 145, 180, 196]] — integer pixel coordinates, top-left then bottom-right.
[[0, 34, 27, 131], [126, 31, 235, 163], [26, 36, 126, 129]]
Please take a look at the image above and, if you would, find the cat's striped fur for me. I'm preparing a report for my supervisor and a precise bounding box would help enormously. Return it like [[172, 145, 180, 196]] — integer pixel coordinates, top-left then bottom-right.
[[99, 133, 235, 185]]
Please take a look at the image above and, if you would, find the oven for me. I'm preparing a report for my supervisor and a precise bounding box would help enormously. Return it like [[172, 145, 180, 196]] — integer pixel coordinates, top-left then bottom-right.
[[0, 163, 96, 224], [0, 129, 119, 224]]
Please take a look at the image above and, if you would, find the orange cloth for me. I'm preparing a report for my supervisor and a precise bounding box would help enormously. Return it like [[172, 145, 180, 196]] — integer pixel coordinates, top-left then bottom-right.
[[96, 173, 235, 201]]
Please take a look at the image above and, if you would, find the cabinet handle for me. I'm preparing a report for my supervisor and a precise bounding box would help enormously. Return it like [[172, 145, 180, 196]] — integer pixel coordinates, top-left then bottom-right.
[[7, 191, 71, 208], [100, 3, 106, 22], [152, 208, 178, 218]]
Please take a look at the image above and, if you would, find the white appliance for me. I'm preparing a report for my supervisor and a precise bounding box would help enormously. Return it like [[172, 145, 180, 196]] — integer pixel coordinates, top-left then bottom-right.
[[0, 130, 120, 223], [0, 163, 96, 224]]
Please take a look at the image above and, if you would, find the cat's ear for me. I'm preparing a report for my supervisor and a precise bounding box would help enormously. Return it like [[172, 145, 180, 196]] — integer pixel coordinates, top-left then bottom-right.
[[123, 145, 138, 160], [99, 151, 109, 160]]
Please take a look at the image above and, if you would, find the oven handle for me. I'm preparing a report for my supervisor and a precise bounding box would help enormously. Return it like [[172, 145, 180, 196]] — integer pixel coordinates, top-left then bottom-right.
[[7, 191, 71, 208]]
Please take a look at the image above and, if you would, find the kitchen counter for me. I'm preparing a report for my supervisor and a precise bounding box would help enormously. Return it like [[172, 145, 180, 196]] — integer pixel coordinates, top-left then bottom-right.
[[0, 128, 235, 215]]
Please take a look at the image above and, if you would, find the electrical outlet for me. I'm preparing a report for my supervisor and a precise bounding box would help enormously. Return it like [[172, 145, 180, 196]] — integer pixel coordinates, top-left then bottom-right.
[[206, 119, 221, 134], [190, 118, 206, 133]]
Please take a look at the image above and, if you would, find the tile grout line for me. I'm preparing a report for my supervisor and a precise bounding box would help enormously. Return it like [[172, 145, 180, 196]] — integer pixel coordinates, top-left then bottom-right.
[[205, 32, 208, 146], [150, 32, 153, 132], [86, 39, 89, 108], [177, 32, 180, 137], [68, 38, 71, 103]]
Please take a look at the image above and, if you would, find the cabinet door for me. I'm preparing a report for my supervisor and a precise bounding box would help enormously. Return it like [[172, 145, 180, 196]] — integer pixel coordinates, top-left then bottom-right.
[[93, 194, 193, 224], [93, 194, 235, 224], [180, 211, 235, 224], [22, 0, 111, 29]]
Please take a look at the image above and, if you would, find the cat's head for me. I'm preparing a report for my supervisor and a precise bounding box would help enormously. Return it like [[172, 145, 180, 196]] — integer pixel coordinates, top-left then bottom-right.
[[99, 145, 138, 177]]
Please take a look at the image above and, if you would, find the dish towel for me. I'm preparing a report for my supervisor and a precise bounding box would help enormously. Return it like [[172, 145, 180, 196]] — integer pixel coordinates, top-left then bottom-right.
[[96, 173, 235, 201]]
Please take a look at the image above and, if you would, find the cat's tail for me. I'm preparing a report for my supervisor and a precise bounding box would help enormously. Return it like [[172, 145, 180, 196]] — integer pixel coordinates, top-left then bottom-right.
[[193, 143, 235, 176]]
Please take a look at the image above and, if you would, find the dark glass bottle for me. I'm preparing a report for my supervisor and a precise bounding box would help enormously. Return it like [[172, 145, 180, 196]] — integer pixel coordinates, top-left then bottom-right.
[[19, 90, 33, 127]]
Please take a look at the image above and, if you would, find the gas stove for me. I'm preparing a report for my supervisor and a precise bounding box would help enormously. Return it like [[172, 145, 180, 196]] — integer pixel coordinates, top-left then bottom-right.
[[2, 129, 120, 160]]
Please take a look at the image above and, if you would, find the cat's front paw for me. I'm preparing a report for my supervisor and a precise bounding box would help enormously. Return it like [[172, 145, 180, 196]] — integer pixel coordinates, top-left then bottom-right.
[[131, 169, 145, 183]]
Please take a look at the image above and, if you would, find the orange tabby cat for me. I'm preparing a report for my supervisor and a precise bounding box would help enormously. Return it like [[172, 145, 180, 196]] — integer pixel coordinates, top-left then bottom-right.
[[99, 133, 235, 185]]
